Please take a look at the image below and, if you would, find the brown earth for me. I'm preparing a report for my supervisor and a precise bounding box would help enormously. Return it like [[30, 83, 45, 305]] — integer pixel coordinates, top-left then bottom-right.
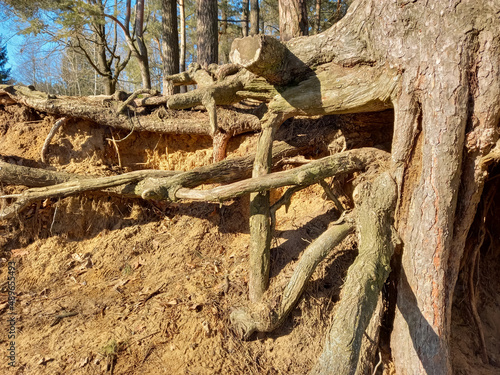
[[1, 104, 499, 374]]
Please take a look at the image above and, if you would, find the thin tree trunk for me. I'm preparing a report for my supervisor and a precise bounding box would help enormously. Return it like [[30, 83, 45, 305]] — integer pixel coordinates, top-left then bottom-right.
[[249, 0, 259, 35], [162, 0, 180, 95], [179, 0, 187, 93], [135, 0, 151, 89], [314, 0, 321, 34], [219, 0, 230, 64], [197, 0, 218, 67], [241, 0, 249, 37]]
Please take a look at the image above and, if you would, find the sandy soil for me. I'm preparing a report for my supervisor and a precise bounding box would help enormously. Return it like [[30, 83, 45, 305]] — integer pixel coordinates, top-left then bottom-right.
[[1, 104, 499, 374]]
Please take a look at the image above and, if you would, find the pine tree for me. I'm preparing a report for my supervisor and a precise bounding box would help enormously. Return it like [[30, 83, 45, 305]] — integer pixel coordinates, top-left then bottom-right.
[[0, 39, 11, 84]]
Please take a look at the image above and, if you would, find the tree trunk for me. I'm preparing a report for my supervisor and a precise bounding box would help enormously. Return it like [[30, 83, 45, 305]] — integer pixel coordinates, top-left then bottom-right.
[[278, 0, 309, 41], [162, 0, 180, 95], [197, 0, 218, 67], [249, 0, 259, 35], [241, 0, 249, 37], [313, 0, 321, 34], [135, 0, 151, 89], [92, 5, 114, 95], [219, 0, 230, 64], [179, 0, 187, 93], [228, 0, 500, 373], [95, 41, 114, 95]]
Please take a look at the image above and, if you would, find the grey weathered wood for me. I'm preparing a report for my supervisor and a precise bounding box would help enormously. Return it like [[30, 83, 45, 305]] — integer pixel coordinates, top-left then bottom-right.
[[173, 148, 389, 201]]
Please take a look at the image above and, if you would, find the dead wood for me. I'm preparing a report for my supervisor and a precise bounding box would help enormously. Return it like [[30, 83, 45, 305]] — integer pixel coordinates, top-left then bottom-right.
[[0, 85, 262, 136], [155, 148, 389, 202]]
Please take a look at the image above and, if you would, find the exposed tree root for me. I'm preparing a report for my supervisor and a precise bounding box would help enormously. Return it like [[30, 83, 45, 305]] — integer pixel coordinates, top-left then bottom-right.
[[0, 169, 177, 220], [0, 84, 262, 163], [1, 148, 388, 220], [462, 180, 498, 365], [231, 217, 354, 339], [2, 1, 499, 374], [172, 148, 388, 202], [311, 172, 399, 375], [41, 117, 71, 163]]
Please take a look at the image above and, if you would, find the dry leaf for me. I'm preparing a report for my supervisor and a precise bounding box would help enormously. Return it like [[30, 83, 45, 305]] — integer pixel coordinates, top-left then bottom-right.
[[11, 248, 29, 257]]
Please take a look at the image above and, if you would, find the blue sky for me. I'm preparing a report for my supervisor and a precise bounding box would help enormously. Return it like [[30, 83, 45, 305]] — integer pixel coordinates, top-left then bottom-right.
[[1, 19, 25, 73]]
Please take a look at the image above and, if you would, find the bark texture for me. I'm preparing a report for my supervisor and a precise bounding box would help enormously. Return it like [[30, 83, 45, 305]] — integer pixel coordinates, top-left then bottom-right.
[[162, 0, 180, 95], [278, 0, 309, 41], [197, 0, 219, 67]]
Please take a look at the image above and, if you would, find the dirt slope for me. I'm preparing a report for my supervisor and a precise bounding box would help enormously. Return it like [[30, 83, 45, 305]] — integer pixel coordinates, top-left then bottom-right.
[[1, 104, 499, 374]]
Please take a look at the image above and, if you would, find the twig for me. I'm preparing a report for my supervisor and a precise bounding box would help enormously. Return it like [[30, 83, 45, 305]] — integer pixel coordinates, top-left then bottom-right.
[[372, 351, 382, 375], [141, 283, 166, 305], [41, 117, 70, 163], [109, 130, 122, 169], [50, 199, 59, 235], [50, 311, 78, 327], [319, 179, 345, 213]]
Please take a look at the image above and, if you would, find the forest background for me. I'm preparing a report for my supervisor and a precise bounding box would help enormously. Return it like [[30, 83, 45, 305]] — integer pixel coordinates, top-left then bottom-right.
[[0, 0, 350, 95]]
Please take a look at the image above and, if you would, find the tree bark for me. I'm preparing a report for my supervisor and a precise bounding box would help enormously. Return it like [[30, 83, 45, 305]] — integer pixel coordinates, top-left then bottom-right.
[[278, 0, 309, 42], [197, 0, 218, 67], [162, 0, 180, 95], [179, 0, 187, 93], [241, 0, 249, 37], [249, 0, 259, 35]]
